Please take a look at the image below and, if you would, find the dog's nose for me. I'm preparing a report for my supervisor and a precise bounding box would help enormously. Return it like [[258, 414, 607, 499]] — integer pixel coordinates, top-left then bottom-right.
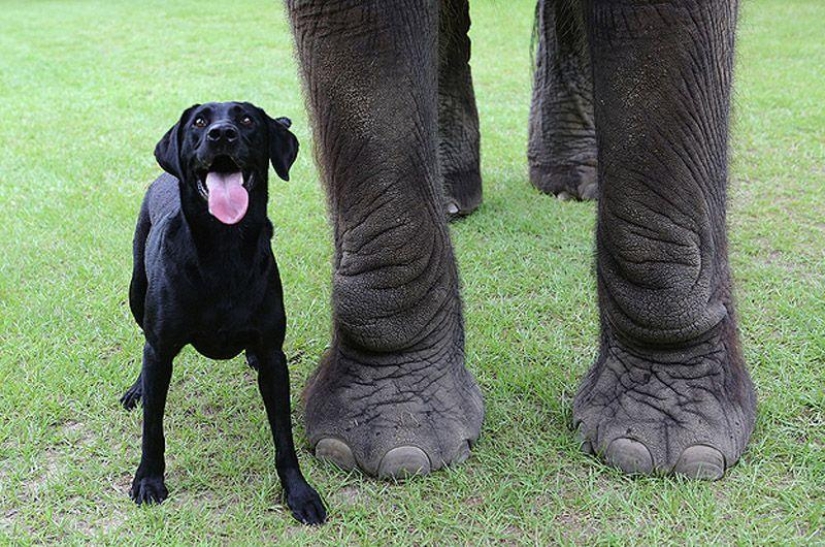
[[206, 123, 239, 144]]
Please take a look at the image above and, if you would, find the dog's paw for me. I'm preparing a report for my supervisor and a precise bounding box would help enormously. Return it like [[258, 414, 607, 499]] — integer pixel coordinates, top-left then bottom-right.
[[129, 475, 168, 505], [120, 381, 142, 411], [286, 485, 327, 525]]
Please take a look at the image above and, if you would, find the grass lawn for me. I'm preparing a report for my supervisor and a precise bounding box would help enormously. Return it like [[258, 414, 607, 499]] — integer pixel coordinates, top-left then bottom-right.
[[0, 0, 822, 545]]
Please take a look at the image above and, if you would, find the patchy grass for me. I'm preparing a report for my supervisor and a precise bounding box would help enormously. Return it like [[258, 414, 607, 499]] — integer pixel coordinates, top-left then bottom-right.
[[0, 0, 822, 545]]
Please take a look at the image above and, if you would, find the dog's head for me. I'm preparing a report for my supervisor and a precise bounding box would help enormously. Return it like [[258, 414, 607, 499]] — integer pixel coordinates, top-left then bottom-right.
[[154, 102, 298, 225]]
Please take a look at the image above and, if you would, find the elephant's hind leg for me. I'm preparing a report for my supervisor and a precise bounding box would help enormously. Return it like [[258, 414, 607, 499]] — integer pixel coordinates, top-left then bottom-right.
[[528, 0, 597, 200], [575, 0, 756, 478], [439, 0, 482, 218]]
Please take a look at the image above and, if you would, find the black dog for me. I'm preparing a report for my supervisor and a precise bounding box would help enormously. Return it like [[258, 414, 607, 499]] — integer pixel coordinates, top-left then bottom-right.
[[120, 102, 326, 525]]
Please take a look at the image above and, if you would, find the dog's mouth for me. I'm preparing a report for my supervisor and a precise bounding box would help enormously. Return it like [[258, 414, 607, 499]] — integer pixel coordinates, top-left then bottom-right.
[[196, 156, 251, 225]]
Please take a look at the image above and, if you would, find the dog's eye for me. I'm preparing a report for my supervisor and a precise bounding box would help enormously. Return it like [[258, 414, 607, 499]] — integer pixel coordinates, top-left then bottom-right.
[[193, 117, 207, 128], [240, 115, 253, 126]]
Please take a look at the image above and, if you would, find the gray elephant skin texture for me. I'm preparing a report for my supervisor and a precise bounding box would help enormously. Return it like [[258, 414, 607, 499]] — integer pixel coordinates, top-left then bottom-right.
[[284, 0, 756, 481]]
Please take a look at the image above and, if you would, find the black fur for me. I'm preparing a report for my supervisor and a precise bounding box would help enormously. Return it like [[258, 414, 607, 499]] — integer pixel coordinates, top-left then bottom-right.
[[121, 102, 326, 525]]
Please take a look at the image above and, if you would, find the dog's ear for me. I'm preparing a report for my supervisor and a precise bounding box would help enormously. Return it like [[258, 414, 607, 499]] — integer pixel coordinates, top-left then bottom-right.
[[268, 116, 299, 181], [154, 104, 200, 180]]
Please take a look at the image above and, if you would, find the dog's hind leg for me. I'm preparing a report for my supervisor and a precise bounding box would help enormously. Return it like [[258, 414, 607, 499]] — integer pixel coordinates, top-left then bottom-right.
[[129, 199, 151, 329], [120, 373, 142, 410], [245, 351, 260, 371]]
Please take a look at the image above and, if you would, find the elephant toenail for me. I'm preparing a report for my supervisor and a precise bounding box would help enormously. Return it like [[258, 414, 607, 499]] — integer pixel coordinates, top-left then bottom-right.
[[674, 445, 726, 480], [556, 191, 573, 201], [604, 438, 653, 474], [377, 446, 431, 480], [315, 438, 356, 471], [446, 201, 460, 215], [450, 441, 471, 466], [575, 424, 595, 455], [579, 182, 598, 201]]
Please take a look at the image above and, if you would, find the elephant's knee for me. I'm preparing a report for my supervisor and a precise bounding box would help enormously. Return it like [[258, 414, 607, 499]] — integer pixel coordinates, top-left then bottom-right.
[[597, 202, 731, 346], [332, 248, 461, 353]]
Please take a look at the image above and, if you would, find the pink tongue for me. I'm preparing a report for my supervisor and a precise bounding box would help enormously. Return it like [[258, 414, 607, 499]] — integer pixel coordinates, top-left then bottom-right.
[[206, 171, 248, 225]]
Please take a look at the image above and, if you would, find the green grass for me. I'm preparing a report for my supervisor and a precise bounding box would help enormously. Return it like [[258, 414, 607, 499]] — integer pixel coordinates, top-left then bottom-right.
[[0, 0, 822, 545]]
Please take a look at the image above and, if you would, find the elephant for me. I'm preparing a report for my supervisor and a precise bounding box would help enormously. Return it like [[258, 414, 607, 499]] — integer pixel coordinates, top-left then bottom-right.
[[284, 0, 757, 480]]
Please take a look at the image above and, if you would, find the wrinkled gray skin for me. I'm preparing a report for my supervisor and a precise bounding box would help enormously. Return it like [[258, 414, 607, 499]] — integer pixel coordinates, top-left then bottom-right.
[[285, 0, 756, 480], [529, 0, 596, 200]]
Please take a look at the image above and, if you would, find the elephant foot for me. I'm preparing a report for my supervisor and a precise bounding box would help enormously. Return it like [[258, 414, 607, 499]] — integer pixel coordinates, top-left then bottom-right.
[[443, 168, 482, 220], [530, 162, 597, 201], [573, 336, 755, 479], [304, 347, 483, 479]]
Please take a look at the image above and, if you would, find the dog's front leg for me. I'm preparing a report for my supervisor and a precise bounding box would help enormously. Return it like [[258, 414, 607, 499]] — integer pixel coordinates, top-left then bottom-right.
[[255, 349, 327, 525], [130, 342, 173, 505]]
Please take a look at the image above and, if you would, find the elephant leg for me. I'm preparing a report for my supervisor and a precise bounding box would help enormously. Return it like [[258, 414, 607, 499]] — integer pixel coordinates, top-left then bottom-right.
[[574, 0, 756, 479], [528, 0, 597, 200], [438, 0, 482, 218], [286, 0, 484, 479]]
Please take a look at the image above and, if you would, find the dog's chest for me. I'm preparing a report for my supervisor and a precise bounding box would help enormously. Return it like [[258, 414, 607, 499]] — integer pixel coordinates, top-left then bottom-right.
[[191, 328, 259, 360], [183, 268, 276, 359], [189, 293, 267, 357]]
